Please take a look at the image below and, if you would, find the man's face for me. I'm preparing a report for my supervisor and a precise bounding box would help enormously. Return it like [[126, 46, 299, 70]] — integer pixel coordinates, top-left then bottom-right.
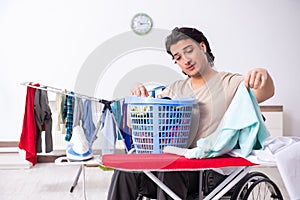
[[170, 39, 208, 77]]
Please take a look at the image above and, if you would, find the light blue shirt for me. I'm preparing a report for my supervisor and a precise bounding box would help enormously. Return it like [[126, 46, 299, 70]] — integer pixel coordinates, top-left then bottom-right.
[[184, 83, 270, 159]]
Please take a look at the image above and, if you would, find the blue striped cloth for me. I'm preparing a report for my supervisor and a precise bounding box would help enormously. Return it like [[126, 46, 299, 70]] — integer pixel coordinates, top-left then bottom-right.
[[62, 92, 74, 141]]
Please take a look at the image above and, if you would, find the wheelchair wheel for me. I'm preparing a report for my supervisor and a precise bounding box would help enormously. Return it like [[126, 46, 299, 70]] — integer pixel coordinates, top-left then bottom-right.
[[230, 172, 283, 200], [243, 178, 283, 200]]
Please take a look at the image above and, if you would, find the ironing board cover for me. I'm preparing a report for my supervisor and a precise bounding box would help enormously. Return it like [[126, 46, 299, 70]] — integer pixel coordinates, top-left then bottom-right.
[[101, 153, 256, 171]]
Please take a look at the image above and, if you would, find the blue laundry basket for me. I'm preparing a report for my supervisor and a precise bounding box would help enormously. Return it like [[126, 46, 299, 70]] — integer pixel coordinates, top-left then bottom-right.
[[125, 96, 195, 154]]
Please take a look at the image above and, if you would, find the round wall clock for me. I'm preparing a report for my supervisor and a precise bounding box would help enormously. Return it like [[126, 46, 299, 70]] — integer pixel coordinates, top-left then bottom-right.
[[131, 13, 153, 35]]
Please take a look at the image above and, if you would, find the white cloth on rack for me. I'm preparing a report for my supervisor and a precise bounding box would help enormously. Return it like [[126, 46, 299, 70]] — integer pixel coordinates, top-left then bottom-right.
[[56, 92, 66, 133], [91, 100, 102, 126]]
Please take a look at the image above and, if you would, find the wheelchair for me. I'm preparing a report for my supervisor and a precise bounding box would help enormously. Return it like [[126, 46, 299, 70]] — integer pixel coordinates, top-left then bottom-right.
[[139, 169, 283, 200]]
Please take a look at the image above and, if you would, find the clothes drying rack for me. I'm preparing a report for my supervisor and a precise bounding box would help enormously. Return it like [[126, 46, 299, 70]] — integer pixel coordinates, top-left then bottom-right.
[[20, 82, 123, 102], [21, 82, 128, 199]]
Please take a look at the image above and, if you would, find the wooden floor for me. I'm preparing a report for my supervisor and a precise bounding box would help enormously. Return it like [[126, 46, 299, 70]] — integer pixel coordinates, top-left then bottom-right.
[[0, 163, 114, 200], [0, 163, 290, 200]]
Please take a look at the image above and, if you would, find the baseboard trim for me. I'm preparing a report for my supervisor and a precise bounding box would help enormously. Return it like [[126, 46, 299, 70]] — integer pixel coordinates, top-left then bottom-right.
[[37, 154, 66, 163], [0, 141, 19, 147]]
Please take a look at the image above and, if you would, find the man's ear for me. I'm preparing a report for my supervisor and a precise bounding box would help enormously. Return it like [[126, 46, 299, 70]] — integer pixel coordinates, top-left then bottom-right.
[[199, 42, 207, 53]]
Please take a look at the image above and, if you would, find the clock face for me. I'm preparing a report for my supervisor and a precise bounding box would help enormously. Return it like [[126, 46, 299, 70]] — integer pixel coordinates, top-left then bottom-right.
[[131, 13, 153, 35]]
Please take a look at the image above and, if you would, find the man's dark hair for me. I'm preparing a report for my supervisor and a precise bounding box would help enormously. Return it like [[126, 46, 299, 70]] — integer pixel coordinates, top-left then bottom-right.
[[165, 27, 215, 63]]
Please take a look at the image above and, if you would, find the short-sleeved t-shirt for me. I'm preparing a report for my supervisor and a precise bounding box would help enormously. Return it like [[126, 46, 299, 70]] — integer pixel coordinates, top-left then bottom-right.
[[161, 71, 244, 148]]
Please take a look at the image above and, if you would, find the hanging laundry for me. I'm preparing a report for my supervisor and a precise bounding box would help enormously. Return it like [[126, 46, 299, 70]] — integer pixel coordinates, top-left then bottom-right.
[[19, 83, 39, 166], [34, 89, 53, 153], [119, 101, 133, 151], [83, 99, 96, 144], [20, 82, 130, 155], [91, 100, 102, 126], [62, 92, 74, 141], [93, 103, 104, 151], [111, 101, 122, 128], [72, 97, 84, 127], [56, 92, 66, 134], [99, 109, 117, 155]]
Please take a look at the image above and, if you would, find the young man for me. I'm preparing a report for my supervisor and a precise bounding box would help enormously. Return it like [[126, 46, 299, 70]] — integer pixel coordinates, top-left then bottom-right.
[[107, 27, 275, 200]]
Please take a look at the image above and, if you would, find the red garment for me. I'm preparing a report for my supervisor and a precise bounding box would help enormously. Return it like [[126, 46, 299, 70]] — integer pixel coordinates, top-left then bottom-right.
[[18, 83, 40, 166]]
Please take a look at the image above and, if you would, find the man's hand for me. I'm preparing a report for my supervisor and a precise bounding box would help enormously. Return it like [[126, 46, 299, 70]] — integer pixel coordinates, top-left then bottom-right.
[[244, 68, 268, 89], [130, 83, 149, 97], [244, 68, 275, 103]]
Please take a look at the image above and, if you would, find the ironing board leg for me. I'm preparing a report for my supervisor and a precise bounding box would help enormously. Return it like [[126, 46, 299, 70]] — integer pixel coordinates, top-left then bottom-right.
[[82, 164, 86, 200], [70, 165, 83, 193]]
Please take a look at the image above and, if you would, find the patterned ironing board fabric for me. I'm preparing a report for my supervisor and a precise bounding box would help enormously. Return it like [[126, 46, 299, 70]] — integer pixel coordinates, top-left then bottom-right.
[[101, 153, 256, 171]]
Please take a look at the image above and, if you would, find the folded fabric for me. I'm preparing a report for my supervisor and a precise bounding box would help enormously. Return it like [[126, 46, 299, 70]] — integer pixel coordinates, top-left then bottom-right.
[[164, 83, 270, 159]]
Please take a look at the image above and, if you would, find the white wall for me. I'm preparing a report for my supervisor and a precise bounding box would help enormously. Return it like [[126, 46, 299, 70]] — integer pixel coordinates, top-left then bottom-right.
[[0, 0, 299, 141]]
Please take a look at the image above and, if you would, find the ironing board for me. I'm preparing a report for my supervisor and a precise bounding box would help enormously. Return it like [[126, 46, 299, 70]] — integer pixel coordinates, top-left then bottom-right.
[[101, 153, 257, 200]]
